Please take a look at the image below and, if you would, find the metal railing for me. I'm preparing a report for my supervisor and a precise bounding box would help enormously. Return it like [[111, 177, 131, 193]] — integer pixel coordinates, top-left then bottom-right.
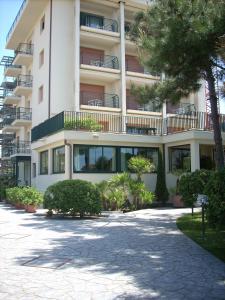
[[6, 0, 27, 41], [126, 61, 160, 77], [15, 107, 32, 120], [11, 141, 31, 155], [15, 43, 33, 56], [1, 77, 17, 90], [80, 92, 119, 108], [80, 12, 118, 32], [166, 111, 225, 134], [126, 96, 161, 112], [16, 75, 33, 88], [1, 145, 13, 158], [81, 54, 119, 69]]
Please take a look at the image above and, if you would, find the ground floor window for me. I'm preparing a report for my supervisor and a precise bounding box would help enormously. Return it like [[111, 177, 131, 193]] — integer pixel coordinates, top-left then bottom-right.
[[40, 150, 48, 174], [53, 146, 65, 173], [73, 145, 158, 173], [169, 145, 191, 172]]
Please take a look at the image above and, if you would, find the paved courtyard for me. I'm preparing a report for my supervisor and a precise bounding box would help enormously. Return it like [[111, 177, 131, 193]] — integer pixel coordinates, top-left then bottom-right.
[[0, 203, 224, 300]]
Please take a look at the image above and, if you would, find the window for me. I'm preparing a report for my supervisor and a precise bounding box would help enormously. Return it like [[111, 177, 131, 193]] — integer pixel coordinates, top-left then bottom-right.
[[169, 145, 191, 172], [38, 85, 44, 103], [40, 15, 45, 33], [74, 145, 116, 172], [32, 163, 36, 178], [73, 145, 158, 173], [120, 147, 158, 171], [40, 151, 48, 175], [53, 146, 65, 173], [39, 49, 44, 67], [80, 12, 104, 29]]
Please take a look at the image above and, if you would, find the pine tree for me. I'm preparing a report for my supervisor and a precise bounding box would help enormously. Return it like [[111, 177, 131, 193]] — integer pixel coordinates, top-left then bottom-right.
[[130, 0, 225, 169]]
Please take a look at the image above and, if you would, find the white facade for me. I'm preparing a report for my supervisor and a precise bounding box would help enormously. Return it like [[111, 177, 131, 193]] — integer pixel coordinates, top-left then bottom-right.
[[1, 0, 224, 195]]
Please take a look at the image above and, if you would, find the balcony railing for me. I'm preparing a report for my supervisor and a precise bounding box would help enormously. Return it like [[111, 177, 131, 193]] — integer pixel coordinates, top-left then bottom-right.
[[11, 141, 31, 155], [80, 92, 119, 108], [15, 107, 32, 121], [31, 110, 225, 142], [80, 12, 118, 32], [6, 0, 27, 42], [15, 43, 33, 56], [81, 54, 119, 69], [0, 56, 21, 70], [166, 111, 225, 134], [16, 75, 33, 88], [127, 96, 161, 112], [126, 61, 160, 77], [1, 77, 17, 90], [32, 111, 163, 142], [2, 145, 13, 158]]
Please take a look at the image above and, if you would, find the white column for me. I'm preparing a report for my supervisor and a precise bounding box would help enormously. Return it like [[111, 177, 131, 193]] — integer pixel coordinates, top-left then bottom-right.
[[119, 1, 126, 131], [65, 144, 71, 179], [74, 0, 80, 112], [164, 144, 169, 173], [191, 141, 200, 172]]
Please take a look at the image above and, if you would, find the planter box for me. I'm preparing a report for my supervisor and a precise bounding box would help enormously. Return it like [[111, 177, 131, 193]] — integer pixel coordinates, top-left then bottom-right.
[[25, 205, 37, 213]]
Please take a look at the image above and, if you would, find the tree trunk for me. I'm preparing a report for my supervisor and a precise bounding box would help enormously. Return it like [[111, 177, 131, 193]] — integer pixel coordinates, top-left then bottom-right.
[[206, 67, 224, 170]]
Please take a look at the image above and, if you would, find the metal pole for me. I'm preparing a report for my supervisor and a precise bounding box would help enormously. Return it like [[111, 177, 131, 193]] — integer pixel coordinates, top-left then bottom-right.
[[202, 203, 205, 239]]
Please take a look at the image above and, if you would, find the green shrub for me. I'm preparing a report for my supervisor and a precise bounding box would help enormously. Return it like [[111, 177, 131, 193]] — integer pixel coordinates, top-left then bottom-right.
[[22, 187, 43, 206], [128, 156, 155, 181], [204, 169, 225, 228], [64, 118, 103, 131], [44, 179, 101, 217], [178, 169, 211, 208], [6, 186, 43, 206], [0, 176, 16, 201]]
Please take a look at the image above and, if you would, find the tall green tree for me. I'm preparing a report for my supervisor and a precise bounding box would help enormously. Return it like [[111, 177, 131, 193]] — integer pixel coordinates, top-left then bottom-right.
[[130, 0, 225, 169]]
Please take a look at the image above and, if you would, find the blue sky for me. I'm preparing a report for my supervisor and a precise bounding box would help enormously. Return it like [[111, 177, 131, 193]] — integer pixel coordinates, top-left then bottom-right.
[[0, 0, 23, 82]]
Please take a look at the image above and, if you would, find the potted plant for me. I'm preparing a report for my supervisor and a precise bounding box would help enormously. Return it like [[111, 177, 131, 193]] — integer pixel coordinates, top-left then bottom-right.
[[22, 187, 43, 213]]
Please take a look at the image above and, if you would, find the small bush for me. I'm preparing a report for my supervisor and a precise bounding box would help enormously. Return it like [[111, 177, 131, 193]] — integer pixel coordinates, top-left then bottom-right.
[[0, 176, 16, 201], [64, 118, 103, 131], [44, 179, 101, 217], [6, 186, 43, 206], [178, 169, 211, 208], [204, 169, 225, 228]]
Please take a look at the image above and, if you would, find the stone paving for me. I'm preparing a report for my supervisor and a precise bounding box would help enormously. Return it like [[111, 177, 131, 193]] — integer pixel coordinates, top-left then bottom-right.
[[0, 203, 224, 300]]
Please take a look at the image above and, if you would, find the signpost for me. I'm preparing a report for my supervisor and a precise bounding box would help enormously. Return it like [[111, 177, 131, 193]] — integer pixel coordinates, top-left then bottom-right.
[[196, 194, 209, 239]]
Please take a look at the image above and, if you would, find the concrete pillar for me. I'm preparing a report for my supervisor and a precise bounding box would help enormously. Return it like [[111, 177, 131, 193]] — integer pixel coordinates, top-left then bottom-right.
[[164, 144, 169, 173], [191, 141, 200, 172], [119, 1, 126, 131], [65, 144, 71, 179], [74, 0, 80, 112]]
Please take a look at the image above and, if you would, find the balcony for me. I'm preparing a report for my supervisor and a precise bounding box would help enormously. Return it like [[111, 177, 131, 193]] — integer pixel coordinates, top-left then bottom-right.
[[80, 54, 120, 82], [11, 107, 32, 127], [0, 88, 20, 105], [14, 75, 33, 96], [13, 43, 33, 66], [80, 12, 118, 33], [80, 92, 120, 111], [80, 13, 120, 47], [126, 95, 161, 115], [126, 60, 160, 80], [31, 111, 163, 142], [11, 141, 31, 157], [0, 56, 21, 77]]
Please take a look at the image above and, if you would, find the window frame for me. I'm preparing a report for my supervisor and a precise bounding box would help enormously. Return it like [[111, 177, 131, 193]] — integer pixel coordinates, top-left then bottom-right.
[[38, 85, 44, 103], [40, 150, 48, 175], [73, 144, 159, 173], [39, 49, 44, 68], [53, 146, 65, 174], [169, 145, 191, 173]]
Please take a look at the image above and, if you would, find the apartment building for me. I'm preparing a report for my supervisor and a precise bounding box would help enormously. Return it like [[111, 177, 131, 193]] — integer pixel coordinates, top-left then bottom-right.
[[0, 0, 224, 192]]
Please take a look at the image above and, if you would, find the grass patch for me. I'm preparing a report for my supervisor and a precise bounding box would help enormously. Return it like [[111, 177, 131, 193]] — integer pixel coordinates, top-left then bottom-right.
[[177, 212, 225, 263]]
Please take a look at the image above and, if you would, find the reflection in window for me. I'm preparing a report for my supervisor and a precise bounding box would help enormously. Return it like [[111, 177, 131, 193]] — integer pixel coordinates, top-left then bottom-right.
[[169, 145, 191, 172], [40, 150, 48, 175], [74, 146, 116, 172], [120, 147, 158, 171], [53, 146, 65, 173]]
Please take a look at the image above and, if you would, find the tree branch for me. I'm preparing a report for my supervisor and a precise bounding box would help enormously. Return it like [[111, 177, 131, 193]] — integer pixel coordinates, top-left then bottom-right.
[[212, 61, 225, 71]]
